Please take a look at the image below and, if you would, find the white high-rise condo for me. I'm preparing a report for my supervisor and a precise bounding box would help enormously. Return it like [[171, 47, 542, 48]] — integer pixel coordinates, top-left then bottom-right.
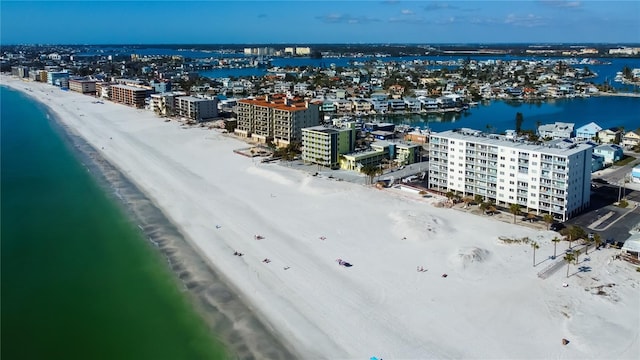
[[429, 129, 592, 221]]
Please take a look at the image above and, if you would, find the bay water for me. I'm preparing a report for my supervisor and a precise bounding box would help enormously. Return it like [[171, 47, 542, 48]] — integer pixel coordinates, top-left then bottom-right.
[[0, 86, 229, 359]]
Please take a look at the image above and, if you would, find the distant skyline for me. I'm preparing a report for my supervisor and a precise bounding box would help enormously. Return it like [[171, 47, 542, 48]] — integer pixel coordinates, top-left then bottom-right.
[[1, 1, 639, 45]]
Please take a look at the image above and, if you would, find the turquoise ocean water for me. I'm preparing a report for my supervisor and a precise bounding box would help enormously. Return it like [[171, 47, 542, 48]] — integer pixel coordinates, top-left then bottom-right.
[[0, 86, 229, 359]]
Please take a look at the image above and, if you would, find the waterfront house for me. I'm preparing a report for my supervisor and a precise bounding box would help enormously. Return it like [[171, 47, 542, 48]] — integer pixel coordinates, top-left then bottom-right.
[[593, 144, 624, 165], [418, 96, 438, 110], [575, 122, 602, 141], [598, 127, 623, 144], [538, 122, 575, 140], [387, 98, 406, 112], [622, 130, 640, 148], [403, 97, 422, 113]]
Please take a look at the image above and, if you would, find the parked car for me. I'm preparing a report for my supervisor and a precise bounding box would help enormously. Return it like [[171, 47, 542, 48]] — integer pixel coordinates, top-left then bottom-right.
[[550, 222, 565, 231]]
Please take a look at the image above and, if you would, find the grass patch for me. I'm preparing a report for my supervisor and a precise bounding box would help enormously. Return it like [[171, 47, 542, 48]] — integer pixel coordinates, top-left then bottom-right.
[[614, 155, 637, 167]]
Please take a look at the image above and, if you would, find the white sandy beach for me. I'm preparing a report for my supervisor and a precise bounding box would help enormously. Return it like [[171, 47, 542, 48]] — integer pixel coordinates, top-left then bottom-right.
[[3, 75, 639, 359]]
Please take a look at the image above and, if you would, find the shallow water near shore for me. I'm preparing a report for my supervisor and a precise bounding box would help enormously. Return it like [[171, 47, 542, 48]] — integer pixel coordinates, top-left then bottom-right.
[[1, 86, 294, 359]]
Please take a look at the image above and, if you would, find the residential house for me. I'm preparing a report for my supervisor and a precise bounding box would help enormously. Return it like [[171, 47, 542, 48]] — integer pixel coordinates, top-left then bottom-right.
[[591, 154, 605, 173], [622, 129, 640, 148], [597, 127, 623, 144], [387, 98, 406, 112], [538, 122, 575, 140], [593, 144, 624, 165], [575, 122, 602, 141]]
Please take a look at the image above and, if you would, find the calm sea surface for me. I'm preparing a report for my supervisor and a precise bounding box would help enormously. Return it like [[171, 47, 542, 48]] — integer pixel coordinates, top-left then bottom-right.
[[378, 96, 640, 133], [0, 86, 228, 359]]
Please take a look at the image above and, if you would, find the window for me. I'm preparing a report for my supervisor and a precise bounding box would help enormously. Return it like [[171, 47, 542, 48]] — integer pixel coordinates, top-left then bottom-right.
[[509, 181, 515, 185], [532, 161, 537, 165], [509, 195, 514, 199], [499, 171, 505, 175], [509, 165, 515, 170], [533, 154, 538, 158], [499, 186, 504, 190], [500, 156, 505, 160]]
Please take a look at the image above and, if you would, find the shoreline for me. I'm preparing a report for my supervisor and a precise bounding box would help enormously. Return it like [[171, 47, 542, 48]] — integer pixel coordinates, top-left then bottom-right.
[[3, 74, 638, 359], [1, 81, 298, 360]]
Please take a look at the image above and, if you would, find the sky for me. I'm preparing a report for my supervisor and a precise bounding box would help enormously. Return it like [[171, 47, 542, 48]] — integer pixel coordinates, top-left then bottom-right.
[[1, 0, 639, 45]]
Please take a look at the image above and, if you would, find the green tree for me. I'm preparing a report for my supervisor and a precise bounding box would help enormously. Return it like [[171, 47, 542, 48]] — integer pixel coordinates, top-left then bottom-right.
[[551, 237, 561, 259], [515, 112, 524, 134], [361, 164, 381, 185], [543, 214, 554, 230], [445, 191, 455, 202], [531, 241, 540, 267], [474, 194, 484, 205], [564, 252, 575, 278], [509, 203, 521, 223]]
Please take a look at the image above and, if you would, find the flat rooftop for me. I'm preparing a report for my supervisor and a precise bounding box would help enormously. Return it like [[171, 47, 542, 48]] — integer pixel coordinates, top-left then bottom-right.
[[433, 129, 592, 156]]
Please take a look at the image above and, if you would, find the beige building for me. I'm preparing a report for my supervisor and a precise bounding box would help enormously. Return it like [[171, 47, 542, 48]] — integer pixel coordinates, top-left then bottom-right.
[[110, 84, 148, 108], [235, 94, 320, 147], [176, 96, 218, 122], [69, 79, 97, 94]]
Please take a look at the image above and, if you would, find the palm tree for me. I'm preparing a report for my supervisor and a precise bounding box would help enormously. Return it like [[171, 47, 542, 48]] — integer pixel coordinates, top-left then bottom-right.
[[531, 241, 540, 267], [551, 237, 561, 259], [474, 194, 484, 205], [509, 203, 521, 223], [574, 249, 582, 264], [315, 157, 323, 171], [543, 214, 554, 230], [564, 252, 575, 278], [593, 233, 603, 250], [584, 235, 593, 255]]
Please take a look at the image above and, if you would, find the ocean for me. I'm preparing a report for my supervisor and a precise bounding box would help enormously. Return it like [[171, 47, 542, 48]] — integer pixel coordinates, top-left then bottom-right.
[[0, 86, 229, 359]]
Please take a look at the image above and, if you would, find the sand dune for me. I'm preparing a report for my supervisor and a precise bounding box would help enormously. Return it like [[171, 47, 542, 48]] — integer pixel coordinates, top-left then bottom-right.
[[3, 75, 638, 359]]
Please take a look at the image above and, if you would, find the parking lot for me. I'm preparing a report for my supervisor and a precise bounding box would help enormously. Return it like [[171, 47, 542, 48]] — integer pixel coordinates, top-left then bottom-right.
[[565, 183, 640, 243]]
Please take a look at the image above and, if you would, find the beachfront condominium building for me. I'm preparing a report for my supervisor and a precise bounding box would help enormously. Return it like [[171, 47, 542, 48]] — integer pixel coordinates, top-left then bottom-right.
[[69, 79, 97, 94], [429, 129, 593, 221], [110, 84, 148, 108], [235, 94, 320, 147], [47, 71, 69, 87], [175, 96, 218, 122], [302, 124, 356, 169], [149, 91, 186, 117]]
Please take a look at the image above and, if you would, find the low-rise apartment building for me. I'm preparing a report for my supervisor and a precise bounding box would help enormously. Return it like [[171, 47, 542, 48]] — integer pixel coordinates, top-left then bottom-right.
[[175, 96, 218, 122], [110, 84, 148, 108], [429, 129, 592, 221], [69, 79, 97, 94]]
